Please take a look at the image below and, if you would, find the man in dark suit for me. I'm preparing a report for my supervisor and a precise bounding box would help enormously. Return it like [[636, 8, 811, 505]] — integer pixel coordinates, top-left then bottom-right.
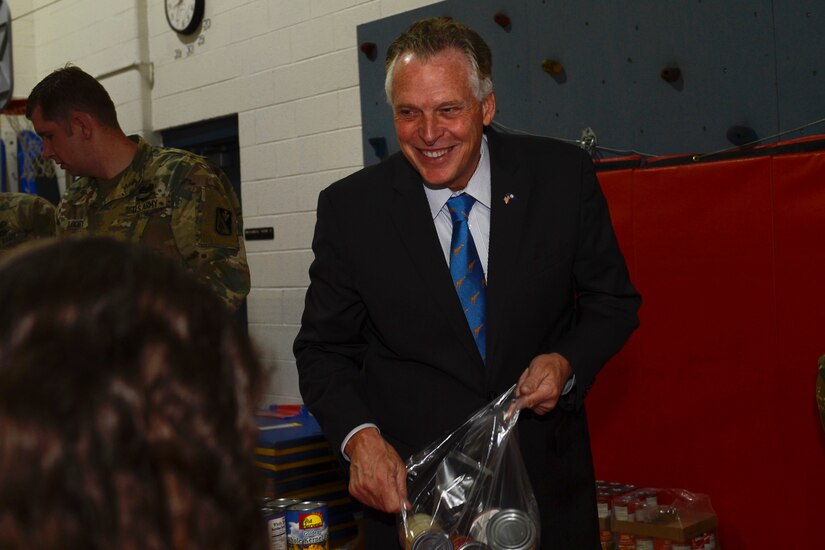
[[294, 17, 640, 549]]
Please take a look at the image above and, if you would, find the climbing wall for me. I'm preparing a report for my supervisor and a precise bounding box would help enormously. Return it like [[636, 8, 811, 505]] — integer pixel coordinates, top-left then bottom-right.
[[357, 0, 825, 163]]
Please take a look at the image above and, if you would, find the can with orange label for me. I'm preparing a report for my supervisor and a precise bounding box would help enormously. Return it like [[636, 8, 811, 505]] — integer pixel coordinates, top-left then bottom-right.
[[616, 533, 636, 550], [286, 501, 329, 550]]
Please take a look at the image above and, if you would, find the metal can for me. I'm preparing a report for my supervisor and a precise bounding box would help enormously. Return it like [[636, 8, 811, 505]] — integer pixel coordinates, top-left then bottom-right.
[[400, 513, 441, 548], [485, 509, 537, 550], [402, 512, 437, 546], [616, 533, 635, 550], [270, 498, 301, 507], [263, 499, 300, 550], [410, 528, 453, 550], [286, 501, 329, 550], [259, 496, 276, 507], [469, 508, 500, 543], [635, 489, 659, 523], [456, 541, 491, 550], [452, 535, 474, 549], [612, 495, 637, 522], [597, 490, 613, 519]]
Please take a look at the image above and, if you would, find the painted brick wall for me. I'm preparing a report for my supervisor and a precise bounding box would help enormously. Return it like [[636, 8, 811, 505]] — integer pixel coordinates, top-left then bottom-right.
[[9, 0, 440, 405]]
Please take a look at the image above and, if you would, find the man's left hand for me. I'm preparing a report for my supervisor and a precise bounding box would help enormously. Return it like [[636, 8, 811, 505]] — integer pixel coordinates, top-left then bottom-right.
[[512, 352, 573, 415]]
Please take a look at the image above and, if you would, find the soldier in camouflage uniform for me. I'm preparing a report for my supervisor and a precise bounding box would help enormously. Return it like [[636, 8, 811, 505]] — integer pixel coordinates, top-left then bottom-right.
[[26, 65, 249, 310], [0, 192, 56, 260]]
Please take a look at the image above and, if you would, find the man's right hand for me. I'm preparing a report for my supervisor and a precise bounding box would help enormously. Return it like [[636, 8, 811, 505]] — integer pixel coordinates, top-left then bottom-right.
[[344, 427, 410, 513]]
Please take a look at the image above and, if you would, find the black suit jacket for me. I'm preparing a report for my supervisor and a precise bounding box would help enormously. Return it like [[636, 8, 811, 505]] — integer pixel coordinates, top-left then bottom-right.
[[294, 128, 640, 548]]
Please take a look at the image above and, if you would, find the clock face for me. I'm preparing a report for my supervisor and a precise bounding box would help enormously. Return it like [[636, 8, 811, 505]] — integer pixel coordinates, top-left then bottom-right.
[[166, 0, 205, 35]]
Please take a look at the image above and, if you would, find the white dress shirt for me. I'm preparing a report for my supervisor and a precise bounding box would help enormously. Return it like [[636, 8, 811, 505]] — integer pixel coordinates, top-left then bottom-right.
[[424, 136, 492, 277]]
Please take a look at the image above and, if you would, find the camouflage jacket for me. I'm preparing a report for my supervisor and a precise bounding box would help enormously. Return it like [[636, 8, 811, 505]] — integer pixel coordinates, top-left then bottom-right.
[[0, 192, 56, 259], [56, 136, 250, 310]]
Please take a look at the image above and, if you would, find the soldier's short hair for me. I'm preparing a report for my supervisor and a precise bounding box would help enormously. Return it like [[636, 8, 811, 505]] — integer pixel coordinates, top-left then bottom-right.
[[0, 237, 266, 549], [26, 65, 120, 130], [384, 17, 493, 103]]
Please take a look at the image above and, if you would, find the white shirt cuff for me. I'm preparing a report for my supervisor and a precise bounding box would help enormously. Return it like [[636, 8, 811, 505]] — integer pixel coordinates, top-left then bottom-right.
[[562, 374, 576, 395], [340, 423, 379, 461]]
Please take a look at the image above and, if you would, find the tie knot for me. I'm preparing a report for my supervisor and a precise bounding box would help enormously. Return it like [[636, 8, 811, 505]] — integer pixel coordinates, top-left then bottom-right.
[[447, 193, 476, 223]]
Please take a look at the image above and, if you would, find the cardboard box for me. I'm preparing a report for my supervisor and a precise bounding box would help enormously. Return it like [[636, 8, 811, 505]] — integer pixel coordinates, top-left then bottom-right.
[[611, 508, 718, 544]]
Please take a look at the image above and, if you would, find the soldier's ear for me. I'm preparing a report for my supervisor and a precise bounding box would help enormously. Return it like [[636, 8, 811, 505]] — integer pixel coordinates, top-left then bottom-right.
[[68, 111, 94, 140]]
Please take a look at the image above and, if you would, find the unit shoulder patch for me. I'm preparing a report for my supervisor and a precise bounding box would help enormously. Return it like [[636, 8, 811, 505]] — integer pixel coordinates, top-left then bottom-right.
[[199, 188, 239, 248], [215, 207, 233, 236]]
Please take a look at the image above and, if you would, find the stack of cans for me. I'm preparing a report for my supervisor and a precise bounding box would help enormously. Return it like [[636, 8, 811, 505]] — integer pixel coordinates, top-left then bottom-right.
[[261, 497, 299, 550], [401, 509, 536, 550], [261, 499, 329, 550]]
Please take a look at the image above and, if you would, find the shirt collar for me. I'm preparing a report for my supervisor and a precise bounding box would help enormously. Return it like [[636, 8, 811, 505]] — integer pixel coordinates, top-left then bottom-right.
[[424, 134, 491, 219], [95, 135, 151, 203]]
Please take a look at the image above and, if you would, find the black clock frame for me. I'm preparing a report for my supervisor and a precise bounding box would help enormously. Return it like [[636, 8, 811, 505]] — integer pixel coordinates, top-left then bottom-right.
[[166, 0, 205, 36]]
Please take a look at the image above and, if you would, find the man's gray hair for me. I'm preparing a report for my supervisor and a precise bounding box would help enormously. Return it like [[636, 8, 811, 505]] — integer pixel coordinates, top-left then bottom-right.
[[383, 17, 493, 105]]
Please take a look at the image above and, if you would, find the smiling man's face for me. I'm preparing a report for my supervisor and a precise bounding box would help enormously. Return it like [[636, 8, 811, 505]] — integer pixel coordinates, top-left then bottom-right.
[[390, 48, 495, 191]]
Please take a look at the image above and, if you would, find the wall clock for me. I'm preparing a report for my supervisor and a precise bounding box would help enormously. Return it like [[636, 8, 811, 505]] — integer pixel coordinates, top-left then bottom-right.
[[165, 0, 205, 36]]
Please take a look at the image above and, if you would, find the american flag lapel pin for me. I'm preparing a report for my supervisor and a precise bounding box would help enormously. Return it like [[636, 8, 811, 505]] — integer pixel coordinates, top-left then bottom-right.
[[503, 193, 515, 205]]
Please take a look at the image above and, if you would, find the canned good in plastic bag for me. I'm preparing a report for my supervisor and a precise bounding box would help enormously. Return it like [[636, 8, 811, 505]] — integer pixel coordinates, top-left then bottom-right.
[[451, 535, 474, 548], [469, 508, 500, 542], [485, 509, 537, 550], [455, 540, 492, 550], [410, 528, 453, 550], [401, 513, 438, 547]]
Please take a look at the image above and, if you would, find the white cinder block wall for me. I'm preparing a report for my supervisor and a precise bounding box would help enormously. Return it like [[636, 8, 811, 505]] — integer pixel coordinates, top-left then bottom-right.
[[9, 0, 440, 404]]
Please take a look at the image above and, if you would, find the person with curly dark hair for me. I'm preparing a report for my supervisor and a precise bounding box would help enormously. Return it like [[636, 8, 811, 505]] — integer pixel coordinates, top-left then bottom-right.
[[0, 237, 267, 550]]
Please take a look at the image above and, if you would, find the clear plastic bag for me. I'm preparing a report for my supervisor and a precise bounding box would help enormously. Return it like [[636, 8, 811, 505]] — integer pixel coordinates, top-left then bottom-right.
[[398, 385, 540, 549]]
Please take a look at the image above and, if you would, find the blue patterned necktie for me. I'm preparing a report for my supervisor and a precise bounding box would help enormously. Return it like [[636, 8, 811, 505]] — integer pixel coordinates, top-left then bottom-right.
[[447, 193, 487, 361]]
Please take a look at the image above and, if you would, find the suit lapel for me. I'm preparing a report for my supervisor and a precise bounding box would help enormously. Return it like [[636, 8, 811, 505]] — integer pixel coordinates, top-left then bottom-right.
[[486, 129, 534, 370], [389, 158, 483, 363]]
